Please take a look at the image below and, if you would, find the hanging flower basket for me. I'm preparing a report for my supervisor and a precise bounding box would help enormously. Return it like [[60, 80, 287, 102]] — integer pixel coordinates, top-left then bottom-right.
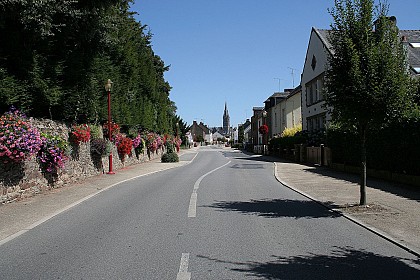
[[259, 124, 269, 135], [70, 124, 91, 145]]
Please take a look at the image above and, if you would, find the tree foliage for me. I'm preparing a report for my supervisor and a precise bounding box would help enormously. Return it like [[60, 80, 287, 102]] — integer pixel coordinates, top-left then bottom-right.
[[325, 0, 416, 205], [0, 0, 180, 133]]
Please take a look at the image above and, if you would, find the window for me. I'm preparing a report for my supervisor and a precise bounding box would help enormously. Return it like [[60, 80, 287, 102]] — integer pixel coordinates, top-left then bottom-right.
[[274, 112, 277, 127], [306, 113, 326, 131], [282, 109, 286, 125], [306, 74, 325, 106]]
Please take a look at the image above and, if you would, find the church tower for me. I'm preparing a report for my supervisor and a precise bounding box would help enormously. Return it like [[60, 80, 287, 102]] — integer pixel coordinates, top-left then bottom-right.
[[223, 102, 230, 135]]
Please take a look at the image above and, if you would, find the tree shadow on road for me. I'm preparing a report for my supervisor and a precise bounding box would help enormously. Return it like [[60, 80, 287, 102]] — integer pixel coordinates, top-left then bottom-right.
[[302, 167, 420, 203], [206, 198, 340, 219], [197, 246, 420, 279]]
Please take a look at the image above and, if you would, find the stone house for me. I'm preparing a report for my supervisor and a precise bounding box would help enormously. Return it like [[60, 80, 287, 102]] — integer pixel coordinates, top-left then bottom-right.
[[190, 121, 212, 144]]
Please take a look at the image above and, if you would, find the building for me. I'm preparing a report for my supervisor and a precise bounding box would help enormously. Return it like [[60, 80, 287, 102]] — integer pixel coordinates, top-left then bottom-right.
[[263, 92, 290, 139], [301, 28, 331, 131], [270, 86, 302, 137], [223, 102, 230, 135], [190, 121, 212, 144], [301, 25, 420, 131], [212, 131, 225, 142], [239, 119, 251, 146], [250, 107, 265, 145]]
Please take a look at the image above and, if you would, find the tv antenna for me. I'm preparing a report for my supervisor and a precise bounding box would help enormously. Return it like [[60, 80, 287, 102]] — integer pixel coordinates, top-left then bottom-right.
[[273, 78, 284, 92], [288, 67, 297, 87]]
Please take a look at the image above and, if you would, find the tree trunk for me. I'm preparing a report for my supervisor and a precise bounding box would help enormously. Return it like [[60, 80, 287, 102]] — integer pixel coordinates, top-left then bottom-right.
[[360, 126, 367, 206]]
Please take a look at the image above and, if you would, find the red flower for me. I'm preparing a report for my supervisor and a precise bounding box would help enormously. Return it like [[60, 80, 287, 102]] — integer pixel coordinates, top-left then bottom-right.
[[259, 124, 269, 135], [117, 137, 133, 160], [71, 124, 91, 144]]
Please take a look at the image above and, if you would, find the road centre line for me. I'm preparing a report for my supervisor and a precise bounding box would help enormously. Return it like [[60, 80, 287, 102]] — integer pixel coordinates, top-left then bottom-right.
[[188, 160, 231, 218], [176, 253, 191, 280]]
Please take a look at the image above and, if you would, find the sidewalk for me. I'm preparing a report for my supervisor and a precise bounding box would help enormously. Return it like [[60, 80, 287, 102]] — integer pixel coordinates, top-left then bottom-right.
[[0, 149, 197, 244], [274, 159, 420, 256]]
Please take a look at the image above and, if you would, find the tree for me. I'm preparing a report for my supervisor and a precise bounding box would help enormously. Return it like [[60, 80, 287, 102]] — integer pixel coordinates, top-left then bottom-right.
[[325, 0, 416, 205], [0, 0, 176, 134]]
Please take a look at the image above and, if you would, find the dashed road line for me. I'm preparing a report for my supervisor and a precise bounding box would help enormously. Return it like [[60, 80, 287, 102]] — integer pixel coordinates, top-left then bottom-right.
[[176, 253, 191, 280], [187, 161, 231, 218]]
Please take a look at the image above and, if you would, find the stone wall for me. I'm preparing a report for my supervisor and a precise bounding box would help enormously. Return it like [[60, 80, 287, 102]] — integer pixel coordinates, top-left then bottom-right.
[[0, 119, 163, 204]]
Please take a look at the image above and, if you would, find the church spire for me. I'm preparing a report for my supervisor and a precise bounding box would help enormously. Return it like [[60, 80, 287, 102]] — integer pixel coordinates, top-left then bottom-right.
[[223, 102, 230, 135]]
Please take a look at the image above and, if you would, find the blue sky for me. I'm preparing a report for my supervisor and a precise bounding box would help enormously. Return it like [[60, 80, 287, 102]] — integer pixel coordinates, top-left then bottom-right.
[[130, 0, 420, 128]]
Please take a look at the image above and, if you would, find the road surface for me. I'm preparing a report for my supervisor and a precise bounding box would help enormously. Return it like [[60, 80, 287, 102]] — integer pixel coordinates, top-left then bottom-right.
[[0, 147, 419, 279]]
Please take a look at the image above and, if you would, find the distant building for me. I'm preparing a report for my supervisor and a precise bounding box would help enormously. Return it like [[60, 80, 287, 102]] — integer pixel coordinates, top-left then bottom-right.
[[190, 121, 212, 144], [223, 102, 230, 135], [251, 107, 265, 145]]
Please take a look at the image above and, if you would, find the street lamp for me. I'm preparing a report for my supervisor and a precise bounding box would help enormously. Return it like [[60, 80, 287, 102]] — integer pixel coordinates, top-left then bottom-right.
[[105, 79, 115, 174]]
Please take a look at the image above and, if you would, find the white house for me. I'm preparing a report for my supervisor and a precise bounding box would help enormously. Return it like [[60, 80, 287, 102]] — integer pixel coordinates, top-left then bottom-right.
[[301, 28, 332, 131], [212, 131, 224, 142], [301, 26, 420, 131], [270, 86, 302, 137]]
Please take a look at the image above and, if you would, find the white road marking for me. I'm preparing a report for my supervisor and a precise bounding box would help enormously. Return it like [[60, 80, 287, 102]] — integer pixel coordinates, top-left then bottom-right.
[[187, 161, 231, 218], [176, 253, 191, 280], [188, 191, 197, 218]]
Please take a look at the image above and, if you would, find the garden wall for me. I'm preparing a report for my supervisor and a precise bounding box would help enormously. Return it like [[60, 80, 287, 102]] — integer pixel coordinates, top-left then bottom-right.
[[0, 118, 163, 204]]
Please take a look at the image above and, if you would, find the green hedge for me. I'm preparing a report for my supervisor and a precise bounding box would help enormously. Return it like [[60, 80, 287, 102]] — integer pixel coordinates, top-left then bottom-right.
[[326, 119, 420, 176]]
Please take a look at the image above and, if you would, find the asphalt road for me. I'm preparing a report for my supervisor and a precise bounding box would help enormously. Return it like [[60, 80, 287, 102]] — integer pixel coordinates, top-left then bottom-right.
[[0, 147, 419, 279]]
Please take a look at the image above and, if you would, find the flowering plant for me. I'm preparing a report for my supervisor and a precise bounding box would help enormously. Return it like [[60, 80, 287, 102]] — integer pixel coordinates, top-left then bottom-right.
[[164, 135, 182, 153], [112, 133, 124, 146], [146, 132, 158, 153], [117, 137, 133, 161], [37, 133, 69, 173], [156, 135, 163, 149], [133, 134, 145, 154], [70, 124, 91, 145], [90, 138, 112, 157], [0, 107, 43, 163], [174, 136, 182, 152], [259, 124, 269, 135], [102, 121, 120, 138]]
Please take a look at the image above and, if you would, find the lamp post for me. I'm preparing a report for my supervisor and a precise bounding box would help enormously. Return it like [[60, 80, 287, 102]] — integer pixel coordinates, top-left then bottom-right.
[[105, 79, 115, 174]]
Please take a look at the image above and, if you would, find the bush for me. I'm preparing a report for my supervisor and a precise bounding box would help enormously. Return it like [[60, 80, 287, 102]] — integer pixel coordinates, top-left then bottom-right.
[[281, 124, 302, 137], [161, 152, 179, 162], [326, 119, 420, 176]]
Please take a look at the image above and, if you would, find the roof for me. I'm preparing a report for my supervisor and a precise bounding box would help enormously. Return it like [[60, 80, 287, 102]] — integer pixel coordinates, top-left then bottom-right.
[[400, 30, 420, 75], [314, 27, 420, 76]]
